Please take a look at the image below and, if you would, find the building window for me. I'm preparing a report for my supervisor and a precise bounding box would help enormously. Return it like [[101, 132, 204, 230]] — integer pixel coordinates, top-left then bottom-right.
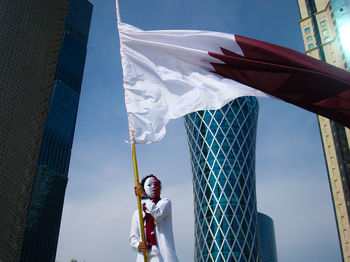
[[306, 36, 312, 42], [324, 37, 331, 43], [304, 27, 311, 33], [320, 20, 326, 26], [308, 43, 314, 50], [322, 29, 328, 36]]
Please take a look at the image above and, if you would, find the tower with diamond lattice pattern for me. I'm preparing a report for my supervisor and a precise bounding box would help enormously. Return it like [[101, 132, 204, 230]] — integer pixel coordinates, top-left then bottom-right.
[[184, 97, 260, 262]]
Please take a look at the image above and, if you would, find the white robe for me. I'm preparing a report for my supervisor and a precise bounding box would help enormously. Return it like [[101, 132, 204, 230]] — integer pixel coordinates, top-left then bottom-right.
[[129, 198, 179, 262]]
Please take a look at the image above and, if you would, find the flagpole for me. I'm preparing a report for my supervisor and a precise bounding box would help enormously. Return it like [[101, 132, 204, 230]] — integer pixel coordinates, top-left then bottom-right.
[[115, 0, 149, 261], [116, 0, 121, 24], [131, 142, 149, 262]]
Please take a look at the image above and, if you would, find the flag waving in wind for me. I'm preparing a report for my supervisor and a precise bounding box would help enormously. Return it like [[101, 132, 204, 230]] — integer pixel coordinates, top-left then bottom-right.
[[118, 22, 350, 144]]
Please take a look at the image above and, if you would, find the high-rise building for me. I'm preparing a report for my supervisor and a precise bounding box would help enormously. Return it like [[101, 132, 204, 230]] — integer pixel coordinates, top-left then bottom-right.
[[297, 1, 350, 261], [184, 97, 260, 262], [19, 0, 93, 261], [0, 1, 68, 261], [258, 212, 278, 262]]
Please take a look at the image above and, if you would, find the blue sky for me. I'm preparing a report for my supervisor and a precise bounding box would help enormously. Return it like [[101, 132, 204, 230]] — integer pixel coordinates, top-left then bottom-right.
[[56, 0, 342, 261]]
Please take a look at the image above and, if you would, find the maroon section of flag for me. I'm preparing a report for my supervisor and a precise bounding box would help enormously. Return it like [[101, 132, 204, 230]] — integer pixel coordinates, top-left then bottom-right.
[[209, 35, 350, 128]]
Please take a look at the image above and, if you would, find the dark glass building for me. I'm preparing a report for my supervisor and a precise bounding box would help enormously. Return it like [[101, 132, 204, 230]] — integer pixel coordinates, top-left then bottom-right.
[[184, 97, 260, 262], [20, 0, 93, 261], [0, 1, 68, 260], [258, 212, 278, 262]]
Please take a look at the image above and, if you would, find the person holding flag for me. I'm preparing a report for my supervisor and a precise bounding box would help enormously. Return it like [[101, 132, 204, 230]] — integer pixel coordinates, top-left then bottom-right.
[[116, 1, 350, 261], [129, 175, 179, 262]]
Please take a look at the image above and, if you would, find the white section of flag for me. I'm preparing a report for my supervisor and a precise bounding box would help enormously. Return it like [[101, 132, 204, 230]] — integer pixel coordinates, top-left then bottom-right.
[[118, 22, 269, 144]]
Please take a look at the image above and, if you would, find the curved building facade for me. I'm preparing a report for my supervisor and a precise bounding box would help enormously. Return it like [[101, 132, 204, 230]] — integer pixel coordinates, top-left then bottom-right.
[[258, 212, 278, 262], [184, 97, 260, 262]]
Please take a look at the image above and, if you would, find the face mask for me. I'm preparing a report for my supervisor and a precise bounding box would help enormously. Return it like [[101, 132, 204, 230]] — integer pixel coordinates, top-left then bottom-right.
[[144, 177, 161, 199]]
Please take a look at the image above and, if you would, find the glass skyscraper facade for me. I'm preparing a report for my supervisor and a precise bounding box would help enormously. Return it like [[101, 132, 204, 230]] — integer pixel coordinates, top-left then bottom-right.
[[331, 0, 350, 69], [184, 97, 260, 262], [258, 212, 278, 262], [20, 0, 93, 261]]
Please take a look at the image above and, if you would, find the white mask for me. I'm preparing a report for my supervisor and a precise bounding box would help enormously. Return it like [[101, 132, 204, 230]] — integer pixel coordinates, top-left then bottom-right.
[[144, 177, 161, 199]]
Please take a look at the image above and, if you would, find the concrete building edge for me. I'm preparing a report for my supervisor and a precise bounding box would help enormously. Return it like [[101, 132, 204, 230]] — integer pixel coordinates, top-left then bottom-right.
[[317, 115, 345, 262]]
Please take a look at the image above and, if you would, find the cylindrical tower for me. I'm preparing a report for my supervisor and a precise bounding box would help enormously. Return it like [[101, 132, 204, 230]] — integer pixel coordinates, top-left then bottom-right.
[[184, 97, 260, 262], [258, 212, 278, 262]]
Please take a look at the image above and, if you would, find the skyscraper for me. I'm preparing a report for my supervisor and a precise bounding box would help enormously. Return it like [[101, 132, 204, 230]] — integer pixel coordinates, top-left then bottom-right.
[[19, 0, 93, 261], [258, 212, 278, 262], [0, 1, 68, 261], [184, 97, 260, 262], [297, 1, 350, 260]]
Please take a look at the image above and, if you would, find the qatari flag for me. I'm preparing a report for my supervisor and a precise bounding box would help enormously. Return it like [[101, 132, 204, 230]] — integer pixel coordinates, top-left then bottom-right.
[[210, 35, 350, 131], [118, 22, 350, 144]]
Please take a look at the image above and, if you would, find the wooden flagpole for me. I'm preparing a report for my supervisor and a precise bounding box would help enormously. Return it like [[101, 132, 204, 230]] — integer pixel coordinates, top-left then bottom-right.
[[115, 1, 149, 261]]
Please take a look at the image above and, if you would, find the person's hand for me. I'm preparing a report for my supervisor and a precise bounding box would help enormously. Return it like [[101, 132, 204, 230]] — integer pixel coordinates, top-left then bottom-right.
[[134, 184, 146, 198], [138, 241, 149, 252]]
